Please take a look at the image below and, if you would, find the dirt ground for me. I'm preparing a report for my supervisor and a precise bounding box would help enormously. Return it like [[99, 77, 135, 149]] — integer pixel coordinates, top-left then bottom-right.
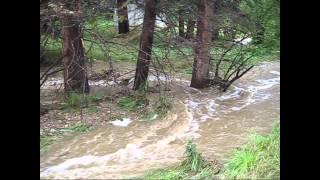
[[40, 60, 177, 136]]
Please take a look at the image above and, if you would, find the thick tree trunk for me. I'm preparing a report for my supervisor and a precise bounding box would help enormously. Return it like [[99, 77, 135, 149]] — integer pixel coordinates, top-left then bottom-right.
[[117, 0, 130, 34], [178, 10, 185, 37], [61, 1, 89, 93], [185, 19, 196, 39], [133, 0, 157, 90], [190, 0, 213, 89]]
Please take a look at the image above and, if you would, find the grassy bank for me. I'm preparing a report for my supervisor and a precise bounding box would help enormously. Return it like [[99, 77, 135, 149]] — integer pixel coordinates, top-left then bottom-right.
[[222, 122, 280, 179], [40, 122, 90, 152], [142, 140, 221, 180], [141, 122, 280, 179]]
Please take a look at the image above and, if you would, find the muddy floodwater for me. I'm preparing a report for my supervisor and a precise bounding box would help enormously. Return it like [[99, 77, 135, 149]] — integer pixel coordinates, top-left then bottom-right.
[[40, 61, 280, 179]]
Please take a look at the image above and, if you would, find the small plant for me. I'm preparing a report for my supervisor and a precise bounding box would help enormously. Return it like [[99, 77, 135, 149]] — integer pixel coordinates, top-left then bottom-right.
[[141, 140, 219, 180], [182, 140, 204, 172], [62, 92, 105, 110], [86, 92, 105, 105], [140, 96, 171, 121], [68, 122, 89, 133], [143, 167, 188, 180], [64, 92, 82, 108], [138, 81, 150, 95], [118, 95, 148, 111], [40, 134, 60, 151], [155, 97, 171, 115]]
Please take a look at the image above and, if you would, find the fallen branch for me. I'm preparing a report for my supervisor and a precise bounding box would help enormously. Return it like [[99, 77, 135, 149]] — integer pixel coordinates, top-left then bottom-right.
[[40, 68, 64, 88]]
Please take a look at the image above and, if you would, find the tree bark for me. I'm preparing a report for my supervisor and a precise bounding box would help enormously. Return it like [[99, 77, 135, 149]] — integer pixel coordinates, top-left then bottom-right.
[[61, 0, 89, 93], [178, 10, 185, 37], [185, 18, 196, 39], [117, 0, 130, 34], [190, 0, 213, 89], [133, 0, 158, 90]]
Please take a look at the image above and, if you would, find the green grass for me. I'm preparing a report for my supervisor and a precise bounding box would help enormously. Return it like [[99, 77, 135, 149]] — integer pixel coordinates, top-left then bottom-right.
[[141, 140, 220, 180], [40, 122, 90, 151], [62, 92, 105, 110], [40, 134, 60, 151], [67, 122, 90, 133], [117, 95, 149, 111], [141, 123, 279, 180], [140, 97, 171, 121], [222, 122, 280, 179]]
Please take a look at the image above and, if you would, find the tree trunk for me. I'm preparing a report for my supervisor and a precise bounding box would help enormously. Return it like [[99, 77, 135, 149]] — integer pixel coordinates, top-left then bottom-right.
[[178, 10, 185, 37], [133, 0, 158, 90], [190, 0, 213, 89], [117, 0, 130, 34], [61, 1, 89, 93], [185, 18, 196, 39]]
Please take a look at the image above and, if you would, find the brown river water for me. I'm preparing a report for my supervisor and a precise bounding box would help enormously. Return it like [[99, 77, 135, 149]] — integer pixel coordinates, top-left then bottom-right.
[[40, 61, 280, 179]]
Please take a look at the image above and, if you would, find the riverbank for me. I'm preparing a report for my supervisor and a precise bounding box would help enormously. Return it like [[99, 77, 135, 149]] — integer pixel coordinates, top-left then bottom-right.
[[141, 122, 280, 179]]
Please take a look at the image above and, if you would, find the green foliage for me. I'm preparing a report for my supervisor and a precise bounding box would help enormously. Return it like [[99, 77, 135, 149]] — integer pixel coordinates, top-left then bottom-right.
[[183, 140, 204, 172], [68, 122, 90, 133], [40, 122, 90, 151], [138, 81, 150, 94], [240, 0, 280, 50], [62, 92, 105, 110], [40, 36, 62, 61], [40, 135, 59, 151], [64, 92, 82, 109], [117, 95, 148, 111], [143, 167, 188, 180], [141, 97, 171, 121], [223, 122, 280, 179], [142, 140, 219, 180], [142, 123, 279, 180]]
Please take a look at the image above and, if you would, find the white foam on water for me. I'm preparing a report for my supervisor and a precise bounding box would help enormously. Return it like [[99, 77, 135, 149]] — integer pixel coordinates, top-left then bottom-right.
[[110, 118, 132, 127], [117, 144, 144, 162], [41, 78, 64, 89], [150, 114, 158, 120], [270, 70, 280, 76], [190, 121, 199, 132], [41, 155, 98, 176], [200, 115, 211, 122], [217, 86, 245, 101], [185, 99, 200, 109], [41, 143, 145, 177], [207, 99, 218, 113], [175, 78, 190, 83], [254, 77, 280, 90], [147, 75, 168, 81], [230, 75, 279, 111], [41, 78, 122, 89]]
